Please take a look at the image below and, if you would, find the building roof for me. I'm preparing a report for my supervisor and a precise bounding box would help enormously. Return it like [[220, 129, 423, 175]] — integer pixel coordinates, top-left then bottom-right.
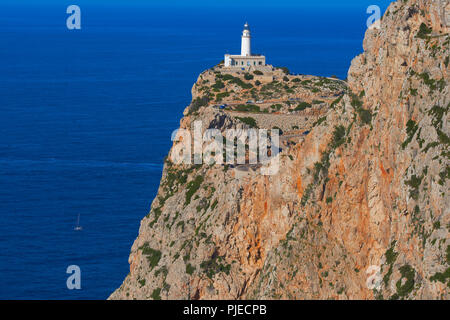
[[243, 22, 250, 31], [227, 55, 265, 59]]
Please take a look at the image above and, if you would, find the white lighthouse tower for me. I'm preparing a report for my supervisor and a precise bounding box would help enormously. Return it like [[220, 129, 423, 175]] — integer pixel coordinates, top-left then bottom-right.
[[241, 22, 251, 56], [224, 22, 266, 69]]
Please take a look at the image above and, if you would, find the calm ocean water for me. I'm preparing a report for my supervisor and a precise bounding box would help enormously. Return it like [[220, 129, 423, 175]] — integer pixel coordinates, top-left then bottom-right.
[[0, 3, 384, 299]]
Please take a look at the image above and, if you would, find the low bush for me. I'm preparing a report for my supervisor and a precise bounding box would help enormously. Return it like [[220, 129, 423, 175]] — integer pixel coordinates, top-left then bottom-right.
[[236, 116, 258, 128]]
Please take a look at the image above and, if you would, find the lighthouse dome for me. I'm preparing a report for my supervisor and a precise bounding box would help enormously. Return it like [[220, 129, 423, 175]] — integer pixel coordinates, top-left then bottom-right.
[[243, 23, 250, 31]]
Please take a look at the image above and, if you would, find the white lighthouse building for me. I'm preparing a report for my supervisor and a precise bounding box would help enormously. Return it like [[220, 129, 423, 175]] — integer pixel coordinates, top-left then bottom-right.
[[241, 22, 251, 56], [224, 22, 266, 69]]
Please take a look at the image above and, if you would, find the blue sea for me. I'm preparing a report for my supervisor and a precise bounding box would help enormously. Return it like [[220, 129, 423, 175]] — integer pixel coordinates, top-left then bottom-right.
[[0, 2, 389, 299]]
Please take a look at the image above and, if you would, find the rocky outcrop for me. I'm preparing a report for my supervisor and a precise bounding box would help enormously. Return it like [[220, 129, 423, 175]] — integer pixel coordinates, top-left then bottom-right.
[[110, 0, 449, 300]]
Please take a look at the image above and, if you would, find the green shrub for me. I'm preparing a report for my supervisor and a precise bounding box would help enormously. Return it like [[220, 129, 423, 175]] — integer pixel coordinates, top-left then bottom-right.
[[300, 183, 314, 206], [271, 104, 282, 111], [350, 93, 363, 108], [395, 265, 415, 298], [429, 267, 450, 284], [428, 105, 446, 129], [295, 102, 312, 111], [438, 166, 450, 185], [149, 207, 162, 228], [331, 125, 346, 149], [200, 256, 231, 279], [447, 245, 450, 264], [216, 91, 230, 101], [313, 116, 327, 127], [230, 77, 253, 89], [222, 74, 235, 81], [185, 175, 204, 206], [139, 243, 162, 270], [401, 120, 419, 149], [422, 141, 439, 153], [189, 96, 209, 114], [383, 241, 398, 287], [385, 241, 398, 265], [301, 80, 312, 85], [330, 96, 343, 108], [358, 109, 372, 125], [416, 23, 432, 39], [244, 73, 254, 80], [405, 174, 423, 200], [437, 129, 449, 145], [418, 72, 437, 91], [234, 104, 260, 113], [151, 288, 161, 300], [213, 80, 225, 90], [279, 67, 290, 75], [236, 116, 258, 128], [186, 263, 196, 275], [211, 199, 219, 210], [351, 93, 372, 125]]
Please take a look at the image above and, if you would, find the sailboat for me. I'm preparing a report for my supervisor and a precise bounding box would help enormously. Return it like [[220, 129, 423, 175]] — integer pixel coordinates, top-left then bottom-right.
[[74, 213, 83, 231]]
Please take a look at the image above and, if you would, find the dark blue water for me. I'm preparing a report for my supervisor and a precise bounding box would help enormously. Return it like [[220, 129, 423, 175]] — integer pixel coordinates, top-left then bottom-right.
[[0, 3, 386, 299]]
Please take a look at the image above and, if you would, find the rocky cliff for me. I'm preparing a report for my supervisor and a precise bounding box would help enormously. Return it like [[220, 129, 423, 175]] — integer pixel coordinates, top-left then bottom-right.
[[110, 0, 449, 300]]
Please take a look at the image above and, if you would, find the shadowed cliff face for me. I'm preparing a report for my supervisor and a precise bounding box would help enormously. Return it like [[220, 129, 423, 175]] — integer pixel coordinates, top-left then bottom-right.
[[110, 0, 449, 300]]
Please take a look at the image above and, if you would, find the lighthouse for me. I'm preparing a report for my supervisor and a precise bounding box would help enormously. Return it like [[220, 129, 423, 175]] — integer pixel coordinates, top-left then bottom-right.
[[241, 22, 251, 56], [224, 22, 266, 69]]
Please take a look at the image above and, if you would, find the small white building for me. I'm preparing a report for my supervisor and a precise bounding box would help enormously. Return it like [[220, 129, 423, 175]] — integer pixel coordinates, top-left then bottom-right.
[[224, 23, 266, 69]]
